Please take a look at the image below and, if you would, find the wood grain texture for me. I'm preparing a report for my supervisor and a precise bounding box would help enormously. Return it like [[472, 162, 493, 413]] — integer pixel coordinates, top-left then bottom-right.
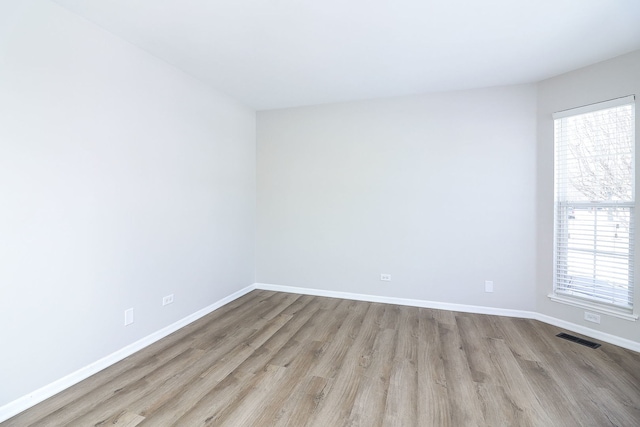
[[4, 290, 640, 426]]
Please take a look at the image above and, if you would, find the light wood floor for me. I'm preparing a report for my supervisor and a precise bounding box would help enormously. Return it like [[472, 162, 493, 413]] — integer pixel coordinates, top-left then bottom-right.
[[4, 290, 640, 426]]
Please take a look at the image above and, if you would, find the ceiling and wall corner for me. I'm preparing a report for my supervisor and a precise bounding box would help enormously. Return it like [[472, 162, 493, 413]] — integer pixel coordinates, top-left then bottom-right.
[[50, 0, 640, 110]]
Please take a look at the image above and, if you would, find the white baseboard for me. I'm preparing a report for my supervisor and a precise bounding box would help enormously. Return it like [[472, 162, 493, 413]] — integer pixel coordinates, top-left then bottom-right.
[[255, 282, 537, 319], [0, 285, 254, 423], [255, 283, 640, 353]]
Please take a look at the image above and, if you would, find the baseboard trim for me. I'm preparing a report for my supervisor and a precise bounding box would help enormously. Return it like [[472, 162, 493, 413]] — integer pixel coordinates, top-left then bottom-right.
[[255, 283, 640, 353], [533, 313, 640, 353], [0, 285, 254, 423], [255, 283, 537, 319]]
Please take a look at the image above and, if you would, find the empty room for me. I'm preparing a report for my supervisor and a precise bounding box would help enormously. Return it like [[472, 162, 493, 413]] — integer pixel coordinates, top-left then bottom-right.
[[2, 0, 640, 425]]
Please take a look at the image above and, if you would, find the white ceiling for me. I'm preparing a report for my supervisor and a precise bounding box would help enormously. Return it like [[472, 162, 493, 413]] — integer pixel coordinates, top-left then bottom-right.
[[51, 0, 640, 110]]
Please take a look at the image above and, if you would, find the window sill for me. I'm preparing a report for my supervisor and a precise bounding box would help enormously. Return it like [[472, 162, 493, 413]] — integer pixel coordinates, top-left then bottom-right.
[[548, 294, 638, 321]]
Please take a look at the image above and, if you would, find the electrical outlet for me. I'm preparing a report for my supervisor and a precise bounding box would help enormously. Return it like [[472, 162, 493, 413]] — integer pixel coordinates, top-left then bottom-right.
[[380, 274, 391, 281], [485, 280, 494, 293], [124, 308, 134, 326], [584, 312, 601, 324], [162, 294, 174, 306]]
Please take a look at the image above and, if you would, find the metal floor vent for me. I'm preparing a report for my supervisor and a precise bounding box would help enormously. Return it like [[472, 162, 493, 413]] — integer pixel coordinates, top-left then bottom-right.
[[556, 333, 601, 349]]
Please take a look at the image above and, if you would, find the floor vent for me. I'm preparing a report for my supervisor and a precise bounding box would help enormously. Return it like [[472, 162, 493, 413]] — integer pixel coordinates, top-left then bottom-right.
[[556, 333, 601, 349]]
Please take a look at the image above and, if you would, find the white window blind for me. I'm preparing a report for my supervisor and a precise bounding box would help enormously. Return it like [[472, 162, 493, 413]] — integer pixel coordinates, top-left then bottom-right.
[[553, 96, 635, 311]]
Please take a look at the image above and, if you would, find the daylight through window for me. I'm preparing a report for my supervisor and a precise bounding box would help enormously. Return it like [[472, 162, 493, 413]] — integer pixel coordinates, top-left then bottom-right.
[[553, 96, 635, 311]]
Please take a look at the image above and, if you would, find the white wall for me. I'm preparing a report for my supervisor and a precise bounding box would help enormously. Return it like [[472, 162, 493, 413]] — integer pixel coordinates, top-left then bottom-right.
[[257, 85, 537, 310], [536, 50, 640, 344], [0, 1, 255, 407]]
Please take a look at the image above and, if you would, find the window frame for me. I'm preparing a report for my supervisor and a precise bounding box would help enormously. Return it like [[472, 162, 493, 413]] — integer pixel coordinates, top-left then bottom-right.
[[550, 95, 638, 321]]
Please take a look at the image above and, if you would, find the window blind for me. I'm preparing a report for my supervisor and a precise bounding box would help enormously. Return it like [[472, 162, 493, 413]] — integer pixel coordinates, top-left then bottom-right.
[[553, 96, 635, 310]]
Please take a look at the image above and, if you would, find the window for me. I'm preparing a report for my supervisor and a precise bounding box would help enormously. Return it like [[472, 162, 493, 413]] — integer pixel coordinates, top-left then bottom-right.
[[553, 96, 635, 314]]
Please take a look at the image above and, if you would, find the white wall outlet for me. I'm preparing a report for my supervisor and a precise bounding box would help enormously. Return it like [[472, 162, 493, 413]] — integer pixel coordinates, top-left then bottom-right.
[[485, 280, 494, 293], [162, 294, 174, 306], [584, 312, 601, 324], [124, 308, 134, 326], [380, 274, 391, 281]]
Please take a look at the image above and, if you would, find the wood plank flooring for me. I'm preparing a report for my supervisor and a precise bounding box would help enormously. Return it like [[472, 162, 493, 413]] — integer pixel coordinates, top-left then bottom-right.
[[4, 290, 640, 426]]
